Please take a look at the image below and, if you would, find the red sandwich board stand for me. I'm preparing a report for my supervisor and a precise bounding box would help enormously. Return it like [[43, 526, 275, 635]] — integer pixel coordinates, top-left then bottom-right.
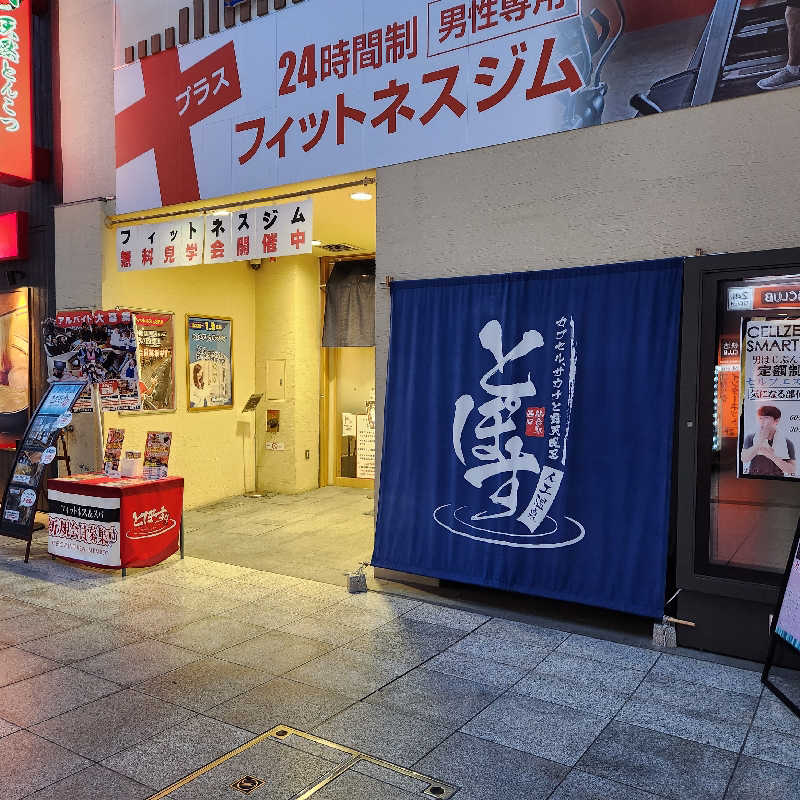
[[47, 475, 184, 576]]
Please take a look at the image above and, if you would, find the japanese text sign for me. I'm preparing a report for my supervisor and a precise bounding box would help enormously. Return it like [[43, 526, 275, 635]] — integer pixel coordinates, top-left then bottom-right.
[[114, 0, 588, 213], [117, 217, 204, 272], [0, 0, 33, 185], [202, 200, 312, 263]]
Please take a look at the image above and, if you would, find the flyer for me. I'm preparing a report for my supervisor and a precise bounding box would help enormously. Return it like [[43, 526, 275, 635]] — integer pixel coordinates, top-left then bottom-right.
[[134, 313, 175, 411], [143, 431, 172, 480], [42, 311, 141, 412], [739, 318, 800, 481], [103, 428, 125, 477]]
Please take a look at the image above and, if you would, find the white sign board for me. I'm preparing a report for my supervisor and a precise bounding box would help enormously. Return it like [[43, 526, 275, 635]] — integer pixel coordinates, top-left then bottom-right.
[[356, 413, 375, 479], [116, 217, 204, 271], [114, 0, 584, 213]]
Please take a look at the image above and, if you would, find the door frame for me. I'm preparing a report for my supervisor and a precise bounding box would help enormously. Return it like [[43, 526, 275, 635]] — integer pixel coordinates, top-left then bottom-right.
[[676, 247, 800, 605], [318, 254, 376, 489]]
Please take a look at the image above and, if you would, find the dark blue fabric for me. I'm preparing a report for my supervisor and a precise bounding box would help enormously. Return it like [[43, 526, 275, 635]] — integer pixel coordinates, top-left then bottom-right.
[[373, 259, 683, 618]]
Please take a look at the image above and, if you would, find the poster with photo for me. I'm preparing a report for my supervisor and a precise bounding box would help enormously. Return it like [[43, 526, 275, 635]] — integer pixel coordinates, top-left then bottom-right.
[[143, 431, 172, 480], [42, 311, 141, 412], [186, 316, 233, 410], [739, 318, 800, 481], [103, 428, 125, 477], [134, 313, 175, 411]]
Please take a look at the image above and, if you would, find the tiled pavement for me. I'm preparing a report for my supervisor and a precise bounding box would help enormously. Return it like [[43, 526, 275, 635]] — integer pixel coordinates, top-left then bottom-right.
[[0, 544, 796, 798]]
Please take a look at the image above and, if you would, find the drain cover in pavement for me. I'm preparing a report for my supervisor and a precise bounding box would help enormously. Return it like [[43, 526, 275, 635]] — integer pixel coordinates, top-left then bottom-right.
[[145, 725, 458, 800]]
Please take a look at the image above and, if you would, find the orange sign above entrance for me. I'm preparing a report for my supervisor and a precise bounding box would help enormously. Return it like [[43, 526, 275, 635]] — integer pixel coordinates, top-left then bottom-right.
[[0, 0, 34, 186]]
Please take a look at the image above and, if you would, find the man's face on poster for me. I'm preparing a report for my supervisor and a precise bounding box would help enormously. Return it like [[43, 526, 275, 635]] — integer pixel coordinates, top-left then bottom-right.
[[758, 411, 779, 439]]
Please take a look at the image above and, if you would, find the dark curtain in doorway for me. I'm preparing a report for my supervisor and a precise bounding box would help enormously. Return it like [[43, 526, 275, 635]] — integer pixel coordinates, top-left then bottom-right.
[[322, 260, 375, 347]]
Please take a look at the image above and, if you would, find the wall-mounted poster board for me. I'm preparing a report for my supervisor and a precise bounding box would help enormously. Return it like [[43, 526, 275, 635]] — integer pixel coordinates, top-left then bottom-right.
[[186, 316, 233, 410], [0, 381, 88, 560], [0, 289, 30, 447], [134, 313, 175, 411], [763, 519, 800, 720]]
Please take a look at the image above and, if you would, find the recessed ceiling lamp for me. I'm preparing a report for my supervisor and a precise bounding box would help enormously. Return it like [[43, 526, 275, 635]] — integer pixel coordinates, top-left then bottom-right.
[[350, 191, 373, 201], [311, 240, 322, 246]]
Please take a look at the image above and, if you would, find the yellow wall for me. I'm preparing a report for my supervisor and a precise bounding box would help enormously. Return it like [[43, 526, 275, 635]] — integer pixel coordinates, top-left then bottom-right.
[[254, 254, 320, 494], [101, 225, 259, 509]]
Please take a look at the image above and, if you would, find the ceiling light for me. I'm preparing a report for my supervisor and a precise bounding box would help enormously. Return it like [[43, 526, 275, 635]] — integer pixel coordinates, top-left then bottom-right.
[[350, 192, 373, 201], [311, 240, 322, 246]]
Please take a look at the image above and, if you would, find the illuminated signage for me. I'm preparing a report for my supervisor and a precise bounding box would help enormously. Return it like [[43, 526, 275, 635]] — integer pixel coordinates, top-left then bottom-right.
[[0, 0, 34, 185], [0, 212, 28, 261]]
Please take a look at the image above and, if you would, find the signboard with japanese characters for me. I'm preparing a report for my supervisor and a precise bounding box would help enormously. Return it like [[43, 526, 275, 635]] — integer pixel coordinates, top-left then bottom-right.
[[739, 318, 800, 482], [114, 1, 792, 215], [117, 217, 204, 272], [134, 313, 175, 411], [202, 200, 312, 264], [43, 311, 142, 413], [356, 412, 375, 479], [373, 259, 683, 618], [0, 380, 87, 548], [142, 431, 172, 480], [0, 0, 34, 185]]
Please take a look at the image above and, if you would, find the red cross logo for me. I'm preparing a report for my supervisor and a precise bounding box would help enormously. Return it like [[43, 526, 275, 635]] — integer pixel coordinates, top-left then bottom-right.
[[115, 43, 242, 207]]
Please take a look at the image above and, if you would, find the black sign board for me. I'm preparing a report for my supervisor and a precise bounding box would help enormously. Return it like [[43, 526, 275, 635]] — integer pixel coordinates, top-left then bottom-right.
[[0, 381, 88, 561], [241, 393, 263, 413], [762, 518, 800, 720]]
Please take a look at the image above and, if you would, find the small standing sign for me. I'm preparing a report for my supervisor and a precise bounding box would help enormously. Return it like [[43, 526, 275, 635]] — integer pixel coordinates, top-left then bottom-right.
[[762, 518, 800, 719]]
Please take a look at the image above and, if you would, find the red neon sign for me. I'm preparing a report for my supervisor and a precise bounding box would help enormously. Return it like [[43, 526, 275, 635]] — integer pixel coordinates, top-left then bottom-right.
[[0, 212, 28, 261], [0, 1, 34, 186]]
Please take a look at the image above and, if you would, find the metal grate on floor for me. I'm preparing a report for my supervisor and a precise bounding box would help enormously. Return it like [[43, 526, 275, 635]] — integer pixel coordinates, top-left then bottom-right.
[[145, 725, 459, 799]]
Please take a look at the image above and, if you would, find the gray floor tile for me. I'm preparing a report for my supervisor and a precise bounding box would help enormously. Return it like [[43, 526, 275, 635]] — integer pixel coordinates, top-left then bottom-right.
[[24, 764, 153, 799], [536, 651, 648, 693], [135, 656, 273, 712], [215, 630, 332, 674], [367, 667, 502, 726], [313, 701, 457, 765], [101, 714, 254, 790], [548, 770, 664, 800], [102, 602, 209, 634], [425, 650, 527, 689], [0, 730, 90, 800], [512, 671, 629, 721], [743, 726, 800, 769], [0, 597, 38, 620], [753, 690, 800, 737], [578, 721, 737, 800], [400, 603, 490, 631], [30, 688, 194, 760], [143, 567, 229, 590], [557, 635, 660, 671], [462, 692, 608, 766], [447, 630, 552, 668], [222, 600, 312, 631], [285, 647, 408, 699], [616, 675, 757, 752], [354, 617, 467, 652], [158, 615, 270, 654], [312, 770, 418, 800], [725, 755, 800, 800], [162, 738, 334, 800], [278, 616, 363, 645], [478, 618, 570, 649], [0, 609, 85, 645], [204, 676, 353, 734], [0, 647, 60, 686], [415, 731, 567, 800], [18, 621, 145, 664], [650, 654, 763, 697], [0, 717, 18, 737], [73, 639, 202, 686], [0, 666, 119, 727], [308, 605, 399, 632], [350, 760, 433, 794]]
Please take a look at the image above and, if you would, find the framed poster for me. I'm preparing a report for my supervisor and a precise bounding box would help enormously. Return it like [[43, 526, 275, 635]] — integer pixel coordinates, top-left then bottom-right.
[[0, 289, 30, 446], [186, 316, 233, 410], [739, 318, 800, 481], [134, 313, 175, 411]]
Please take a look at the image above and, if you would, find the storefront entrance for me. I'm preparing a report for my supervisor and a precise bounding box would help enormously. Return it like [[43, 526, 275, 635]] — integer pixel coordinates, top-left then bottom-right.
[[677, 249, 800, 660]]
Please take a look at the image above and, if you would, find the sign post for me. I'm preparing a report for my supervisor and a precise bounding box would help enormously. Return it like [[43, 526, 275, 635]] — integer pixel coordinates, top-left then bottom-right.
[[762, 519, 800, 720]]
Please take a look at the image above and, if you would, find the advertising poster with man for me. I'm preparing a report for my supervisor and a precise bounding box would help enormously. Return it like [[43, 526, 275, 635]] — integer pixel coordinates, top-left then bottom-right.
[[186, 316, 233, 410], [134, 313, 175, 411], [740, 318, 800, 480]]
